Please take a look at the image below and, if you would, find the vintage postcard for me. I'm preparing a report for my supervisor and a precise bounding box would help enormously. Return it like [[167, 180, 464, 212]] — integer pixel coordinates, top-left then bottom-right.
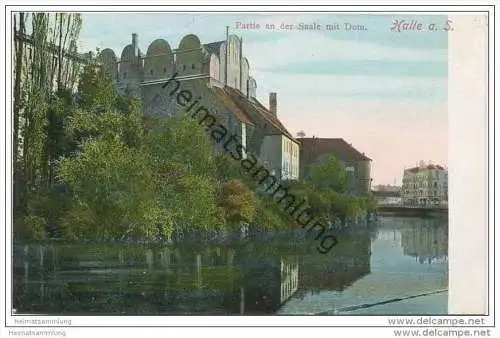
[[3, 4, 493, 337]]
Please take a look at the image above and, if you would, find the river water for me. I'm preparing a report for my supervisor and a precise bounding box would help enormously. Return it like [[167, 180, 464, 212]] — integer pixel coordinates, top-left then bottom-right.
[[12, 216, 448, 315]]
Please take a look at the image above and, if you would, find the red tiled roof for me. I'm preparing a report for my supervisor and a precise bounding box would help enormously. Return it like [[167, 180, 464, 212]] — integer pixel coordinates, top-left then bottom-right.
[[298, 137, 371, 163], [223, 87, 296, 140], [249, 97, 296, 140], [209, 86, 255, 125]]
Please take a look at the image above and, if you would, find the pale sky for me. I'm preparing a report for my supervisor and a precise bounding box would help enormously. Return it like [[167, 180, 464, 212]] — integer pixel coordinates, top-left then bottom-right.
[[78, 13, 448, 185]]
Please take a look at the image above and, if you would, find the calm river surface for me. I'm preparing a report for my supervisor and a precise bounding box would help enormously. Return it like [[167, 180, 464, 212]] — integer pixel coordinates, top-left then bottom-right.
[[12, 216, 448, 315]]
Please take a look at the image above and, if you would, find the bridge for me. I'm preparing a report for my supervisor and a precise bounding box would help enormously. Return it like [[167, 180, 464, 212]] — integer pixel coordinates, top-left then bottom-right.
[[377, 204, 448, 217]]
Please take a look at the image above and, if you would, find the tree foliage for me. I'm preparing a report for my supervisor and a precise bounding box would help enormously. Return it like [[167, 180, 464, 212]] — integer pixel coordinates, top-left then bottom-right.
[[59, 138, 171, 241], [219, 179, 256, 228], [13, 12, 83, 239], [307, 155, 348, 193], [143, 116, 226, 234], [292, 155, 378, 226]]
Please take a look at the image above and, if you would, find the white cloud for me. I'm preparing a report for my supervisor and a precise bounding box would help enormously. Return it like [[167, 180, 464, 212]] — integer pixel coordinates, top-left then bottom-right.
[[251, 73, 446, 103], [243, 33, 447, 69]]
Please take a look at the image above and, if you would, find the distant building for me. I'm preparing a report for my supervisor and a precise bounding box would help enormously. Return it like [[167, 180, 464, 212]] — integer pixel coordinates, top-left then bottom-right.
[[402, 162, 448, 207], [298, 137, 372, 195]]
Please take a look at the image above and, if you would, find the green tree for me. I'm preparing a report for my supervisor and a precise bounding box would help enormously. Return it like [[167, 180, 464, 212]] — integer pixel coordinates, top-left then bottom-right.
[[145, 116, 216, 176], [59, 137, 173, 241], [307, 155, 348, 193], [362, 195, 379, 214], [77, 63, 116, 112], [253, 197, 288, 231], [13, 12, 83, 239], [219, 179, 256, 229], [20, 13, 83, 190], [70, 64, 143, 149], [13, 13, 26, 214], [144, 116, 226, 234]]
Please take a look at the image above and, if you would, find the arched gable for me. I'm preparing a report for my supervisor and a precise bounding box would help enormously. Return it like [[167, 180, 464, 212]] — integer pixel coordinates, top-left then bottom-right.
[[226, 35, 241, 89], [144, 39, 174, 80], [176, 34, 203, 76], [179, 34, 201, 50], [218, 42, 227, 83], [119, 44, 137, 81], [120, 44, 135, 62], [248, 76, 257, 98], [209, 54, 220, 80], [98, 48, 118, 81]]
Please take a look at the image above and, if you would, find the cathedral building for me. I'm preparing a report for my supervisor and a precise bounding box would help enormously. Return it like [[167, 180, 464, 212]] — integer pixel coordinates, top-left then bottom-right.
[[98, 32, 299, 180]]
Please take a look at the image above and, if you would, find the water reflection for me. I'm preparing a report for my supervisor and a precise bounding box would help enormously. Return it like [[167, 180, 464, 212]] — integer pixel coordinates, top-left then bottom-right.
[[12, 216, 448, 315], [297, 231, 371, 295], [401, 219, 448, 264]]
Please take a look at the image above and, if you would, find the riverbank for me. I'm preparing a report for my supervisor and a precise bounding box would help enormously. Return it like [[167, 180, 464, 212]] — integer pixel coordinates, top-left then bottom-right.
[[13, 217, 378, 249], [377, 206, 448, 218]]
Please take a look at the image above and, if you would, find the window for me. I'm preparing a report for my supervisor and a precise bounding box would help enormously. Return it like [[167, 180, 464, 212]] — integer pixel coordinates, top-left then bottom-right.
[[191, 64, 195, 70], [163, 67, 167, 73], [150, 69, 153, 75], [123, 72, 127, 78], [182, 65, 186, 71]]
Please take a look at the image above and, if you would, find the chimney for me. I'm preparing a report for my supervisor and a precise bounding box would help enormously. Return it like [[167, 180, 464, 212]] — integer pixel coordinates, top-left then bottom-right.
[[132, 33, 138, 58], [269, 92, 277, 116]]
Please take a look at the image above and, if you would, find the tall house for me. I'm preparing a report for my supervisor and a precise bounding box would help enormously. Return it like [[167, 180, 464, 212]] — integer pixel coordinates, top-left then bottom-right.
[[13, 31, 91, 158], [401, 162, 448, 207], [239, 92, 300, 180], [298, 137, 372, 196], [14, 32, 90, 93], [99, 33, 298, 180]]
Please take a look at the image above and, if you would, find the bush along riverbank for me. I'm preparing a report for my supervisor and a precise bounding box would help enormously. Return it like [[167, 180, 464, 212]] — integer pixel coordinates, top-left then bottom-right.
[[14, 57, 378, 246]]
